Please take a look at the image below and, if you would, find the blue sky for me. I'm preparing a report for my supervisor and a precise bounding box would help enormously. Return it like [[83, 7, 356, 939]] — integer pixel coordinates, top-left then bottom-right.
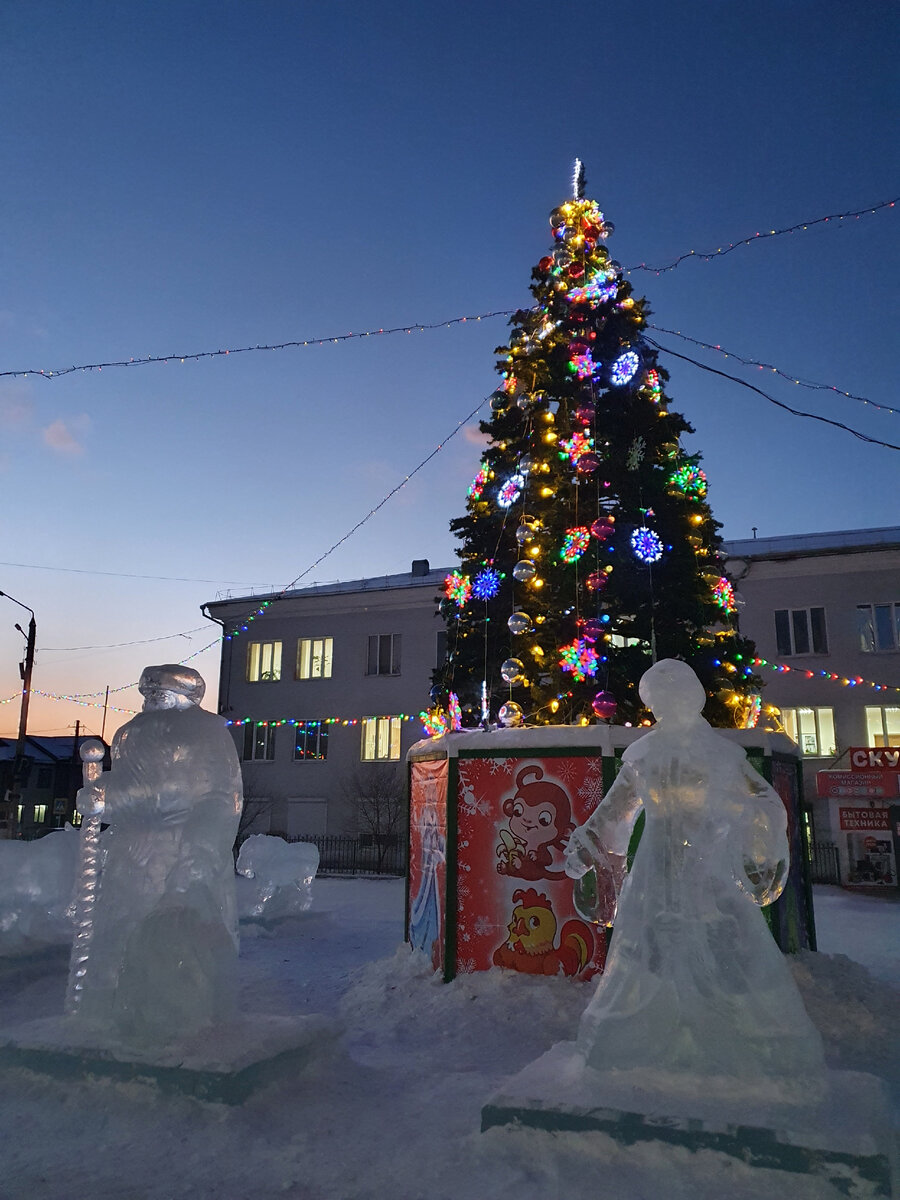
[[1, 0, 898, 739]]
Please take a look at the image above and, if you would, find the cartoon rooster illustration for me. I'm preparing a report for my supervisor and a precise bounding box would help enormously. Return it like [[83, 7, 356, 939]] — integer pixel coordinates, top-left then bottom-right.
[[492, 888, 594, 977]]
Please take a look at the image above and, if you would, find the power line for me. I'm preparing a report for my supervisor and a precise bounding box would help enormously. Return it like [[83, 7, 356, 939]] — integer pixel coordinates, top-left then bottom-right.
[[644, 337, 900, 451], [0, 561, 276, 586]]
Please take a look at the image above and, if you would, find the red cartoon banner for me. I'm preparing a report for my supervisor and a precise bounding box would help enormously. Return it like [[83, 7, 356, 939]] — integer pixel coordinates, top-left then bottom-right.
[[455, 753, 607, 981]]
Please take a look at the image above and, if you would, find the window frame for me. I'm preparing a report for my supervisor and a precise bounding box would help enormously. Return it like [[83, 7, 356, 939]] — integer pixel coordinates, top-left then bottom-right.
[[242, 722, 277, 761], [857, 603, 900, 653], [366, 633, 401, 677], [292, 720, 329, 761], [247, 640, 283, 682], [774, 607, 828, 657], [360, 716, 402, 761], [864, 706, 900, 747], [296, 636, 334, 680], [776, 706, 836, 757]]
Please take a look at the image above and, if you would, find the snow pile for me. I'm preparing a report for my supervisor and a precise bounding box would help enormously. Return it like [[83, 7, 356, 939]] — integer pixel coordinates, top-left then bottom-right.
[[0, 827, 79, 957], [236, 834, 319, 923], [1, 879, 897, 1200]]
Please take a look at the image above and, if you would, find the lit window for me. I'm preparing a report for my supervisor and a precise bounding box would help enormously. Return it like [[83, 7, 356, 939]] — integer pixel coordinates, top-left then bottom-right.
[[774, 608, 827, 657], [293, 721, 328, 761], [296, 637, 333, 679], [366, 634, 401, 676], [864, 706, 900, 747], [242, 723, 276, 761], [17, 804, 47, 824], [247, 641, 282, 682], [361, 716, 402, 761], [777, 707, 836, 756], [857, 604, 900, 653]]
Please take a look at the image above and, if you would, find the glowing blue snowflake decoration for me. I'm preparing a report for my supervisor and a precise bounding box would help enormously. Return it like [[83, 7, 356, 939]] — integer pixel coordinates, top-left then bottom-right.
[[631, 526, 664, 563], [610, 350, 641, 387], [472, 567, 502, 600], [497, 473, 525, 509]]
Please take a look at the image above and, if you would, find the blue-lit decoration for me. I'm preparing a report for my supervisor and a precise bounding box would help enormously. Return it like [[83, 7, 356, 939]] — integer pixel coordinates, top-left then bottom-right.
[[631, 526, 664, 563], [497, 473, 525, 508], [610, 350, 641, 387], [472, 567, 502, 600]]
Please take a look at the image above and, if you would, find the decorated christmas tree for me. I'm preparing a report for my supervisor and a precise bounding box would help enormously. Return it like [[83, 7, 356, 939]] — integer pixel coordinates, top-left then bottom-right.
[[434, 166, 761, 730]]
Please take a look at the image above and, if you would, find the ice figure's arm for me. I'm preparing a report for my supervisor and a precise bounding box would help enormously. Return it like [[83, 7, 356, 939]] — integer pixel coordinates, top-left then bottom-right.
[[565, 761, 641, 880], [734, 759, 790, 906]]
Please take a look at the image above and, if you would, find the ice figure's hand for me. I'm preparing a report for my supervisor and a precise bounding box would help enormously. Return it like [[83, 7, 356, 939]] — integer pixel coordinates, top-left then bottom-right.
[[565, 831, 595, 879]]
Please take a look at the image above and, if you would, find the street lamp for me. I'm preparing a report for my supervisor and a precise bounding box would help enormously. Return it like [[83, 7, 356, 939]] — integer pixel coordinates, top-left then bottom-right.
[[0, 590, 36, 839]]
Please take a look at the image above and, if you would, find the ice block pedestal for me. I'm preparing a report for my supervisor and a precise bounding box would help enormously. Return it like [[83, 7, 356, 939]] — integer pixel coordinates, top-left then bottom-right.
[[0, 1012, 334, 1105], [482, 1041, 897, 1197]]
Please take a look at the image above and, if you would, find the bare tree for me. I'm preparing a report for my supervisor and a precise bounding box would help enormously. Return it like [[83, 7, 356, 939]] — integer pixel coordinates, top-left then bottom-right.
[[343, 763, 406, 873]]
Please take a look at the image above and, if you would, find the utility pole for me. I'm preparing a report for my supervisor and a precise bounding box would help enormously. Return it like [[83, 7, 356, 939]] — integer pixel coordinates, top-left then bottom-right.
[[1, 590, 36, 839]]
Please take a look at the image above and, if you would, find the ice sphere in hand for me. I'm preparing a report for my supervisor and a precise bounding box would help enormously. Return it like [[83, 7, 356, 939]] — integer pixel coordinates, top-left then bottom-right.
[[0, 826, 79, 956], [236, 834, 319, 921], [566, 659, 825, 1088], [71, 665, 243, 1048]]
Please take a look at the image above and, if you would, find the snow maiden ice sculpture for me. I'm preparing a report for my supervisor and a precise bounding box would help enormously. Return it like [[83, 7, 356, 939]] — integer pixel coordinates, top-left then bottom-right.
[[483, 661, 896, 1193], [564, 657, 825, 1090], [69, 664, 243, 1048]]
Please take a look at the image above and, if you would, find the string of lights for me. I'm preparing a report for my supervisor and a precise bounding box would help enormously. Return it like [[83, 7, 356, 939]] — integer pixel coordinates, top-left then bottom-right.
[[0, 311, 512, 380], [626, 197, 897, 275], [227, 714, 419, 728], [643, 338, 900, 452], [3, 196, 894, 383], [647, 327, 897, 416], [752, 657, 900, 694]]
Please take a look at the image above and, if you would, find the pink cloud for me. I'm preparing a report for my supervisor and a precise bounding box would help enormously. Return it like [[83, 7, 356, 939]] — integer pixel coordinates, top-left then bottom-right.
[[463, 423, 489, 447], [42, 415, 89, 454]]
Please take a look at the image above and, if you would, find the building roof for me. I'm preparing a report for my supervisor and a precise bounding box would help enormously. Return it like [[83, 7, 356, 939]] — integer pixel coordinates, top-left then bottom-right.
[[724, 527, 900, 561], [0, 735, 102, 763], [205, 561, 452, 608]]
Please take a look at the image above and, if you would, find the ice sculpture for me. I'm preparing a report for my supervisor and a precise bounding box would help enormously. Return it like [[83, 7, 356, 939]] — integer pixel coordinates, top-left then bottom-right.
[[0, 826, 80, 956], [565, 658, 825, 1089], [236, 834, 319, 921], [67, 665, 243, 1048]]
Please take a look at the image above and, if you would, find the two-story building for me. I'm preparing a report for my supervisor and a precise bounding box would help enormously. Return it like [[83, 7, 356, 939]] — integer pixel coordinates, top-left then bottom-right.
[[725, 527, 900, 886], [205, 529, 900, 886], [203, 560, 448, 839]]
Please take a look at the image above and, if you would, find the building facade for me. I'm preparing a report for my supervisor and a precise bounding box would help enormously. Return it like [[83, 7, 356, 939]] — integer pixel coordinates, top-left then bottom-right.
[[204, 560, 448, 839], [725, 527, 900, 887]]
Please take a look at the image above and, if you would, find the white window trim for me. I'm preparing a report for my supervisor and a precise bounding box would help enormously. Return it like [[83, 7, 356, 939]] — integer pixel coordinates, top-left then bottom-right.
[[296, 636, 334, 680]]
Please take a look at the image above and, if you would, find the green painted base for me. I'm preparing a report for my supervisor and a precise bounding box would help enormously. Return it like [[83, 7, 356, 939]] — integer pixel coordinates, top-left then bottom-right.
[[482, 1043, 896, 1198], [0, 1013, 334, 1105]]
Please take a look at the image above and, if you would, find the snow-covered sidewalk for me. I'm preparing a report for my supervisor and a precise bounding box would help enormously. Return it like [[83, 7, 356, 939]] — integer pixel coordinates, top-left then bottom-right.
[[1, 879, 897, 1200]]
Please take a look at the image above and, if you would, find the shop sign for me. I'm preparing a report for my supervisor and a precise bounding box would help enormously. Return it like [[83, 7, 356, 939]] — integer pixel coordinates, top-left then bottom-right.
[[848, 747, 900, 769], [816, 770, 900, 799], [838, 807, 891, 832]]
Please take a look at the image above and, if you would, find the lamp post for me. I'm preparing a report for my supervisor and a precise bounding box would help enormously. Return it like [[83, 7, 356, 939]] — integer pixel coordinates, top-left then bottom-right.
[[0, 590, 36, 839]]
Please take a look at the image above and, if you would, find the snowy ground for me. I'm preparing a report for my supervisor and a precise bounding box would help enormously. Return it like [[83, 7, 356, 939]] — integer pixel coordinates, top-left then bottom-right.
[[1, 882, 897, 1200]]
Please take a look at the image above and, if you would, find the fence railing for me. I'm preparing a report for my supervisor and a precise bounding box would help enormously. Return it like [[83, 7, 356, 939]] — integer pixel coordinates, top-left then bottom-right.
[[286, 832, 406, 877], [809, 841, 841, 885]]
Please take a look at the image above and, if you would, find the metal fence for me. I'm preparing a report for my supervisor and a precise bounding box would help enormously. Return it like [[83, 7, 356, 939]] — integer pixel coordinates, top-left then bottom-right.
[[809, 841, 841, 885], [287, 833, 406, 877]]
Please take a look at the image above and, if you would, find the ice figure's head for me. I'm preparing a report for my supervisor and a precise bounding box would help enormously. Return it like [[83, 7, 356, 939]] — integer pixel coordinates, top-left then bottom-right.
[[139, 664, 206, 712], [639, 659, 705, 726]]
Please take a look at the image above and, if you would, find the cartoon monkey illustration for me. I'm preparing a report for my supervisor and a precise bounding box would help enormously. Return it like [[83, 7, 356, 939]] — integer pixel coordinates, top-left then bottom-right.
[[496, 764, 573, 880]]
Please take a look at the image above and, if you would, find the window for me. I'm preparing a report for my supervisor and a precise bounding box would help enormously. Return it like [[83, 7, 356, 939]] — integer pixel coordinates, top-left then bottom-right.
[[242, 722, 276, 761], [247, 640, 282, 682], [367, 634, 401, 676], [296, 637, 333, 679], [864, 706, 900, 747], [293, 720, 328, 761], [857, 604, 900, 653], [17, 804, 47, 824], [361, 716, 402, 761], [36, 767, 52, 789], [774, 607, 827, 656], [776, 707, 836, 756]]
